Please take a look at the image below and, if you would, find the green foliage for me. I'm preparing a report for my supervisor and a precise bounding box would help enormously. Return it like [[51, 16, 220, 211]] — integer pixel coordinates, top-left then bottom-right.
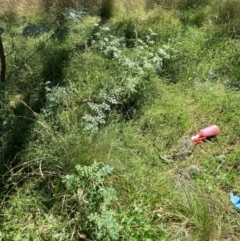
[[62, 162, 120, 240], [119, 201, 153, 241], [43, 83, 74, 128], [0, 181, 69, 241], [163, 183, 221, 240], [177, 0, 211, 9], [210, 0, 240, 35], [83, 26, 170, 132], [2, 2, 240, 241], [216, 0, 240, 23], [0, 162, 119, 241]]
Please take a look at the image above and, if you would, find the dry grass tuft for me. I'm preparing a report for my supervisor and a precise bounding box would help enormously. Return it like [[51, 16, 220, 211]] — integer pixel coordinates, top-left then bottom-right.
[[52, 0, 102, 13], [0, 0, 160, 21], [218, 0, 240, 24], [0, 0, 46, 20], [0, 0, 102, 19], [112, 0, 165, 21], [0, 0, 166, 23], [211, 0, 240, 35]]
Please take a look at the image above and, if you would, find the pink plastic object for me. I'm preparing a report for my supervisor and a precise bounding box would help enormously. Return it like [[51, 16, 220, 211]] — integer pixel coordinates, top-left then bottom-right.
[[191, 125, 220, 143]]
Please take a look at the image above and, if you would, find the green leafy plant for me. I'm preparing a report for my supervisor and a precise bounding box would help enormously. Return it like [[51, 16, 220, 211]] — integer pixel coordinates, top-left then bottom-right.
[[62, 161, 120, 240], [83, 27, 171, 132], [43, 82, 73, 128]]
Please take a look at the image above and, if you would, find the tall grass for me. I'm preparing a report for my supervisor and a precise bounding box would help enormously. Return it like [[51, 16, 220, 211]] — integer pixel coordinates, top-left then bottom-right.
[[0, 0, 101, 19], [213, 0, 240, 34], [0, 0, 45, 20], [0, 0, 164, 21], [2, 0, 239, 34]]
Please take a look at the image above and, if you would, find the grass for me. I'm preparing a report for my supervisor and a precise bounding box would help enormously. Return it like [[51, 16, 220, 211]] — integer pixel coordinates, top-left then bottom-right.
[[1, 0, 240, 240]]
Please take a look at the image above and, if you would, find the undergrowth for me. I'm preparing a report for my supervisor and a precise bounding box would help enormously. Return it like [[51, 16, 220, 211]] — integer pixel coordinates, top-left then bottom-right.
[[1, 1, 240, 240]]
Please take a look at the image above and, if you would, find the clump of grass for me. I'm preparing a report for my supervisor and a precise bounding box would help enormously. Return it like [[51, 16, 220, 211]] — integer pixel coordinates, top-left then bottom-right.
[[165, 183, 222, 240], [113, 0, 162, 21], [217, 0, 240, 23], [0, 0, 101, 20], [148, 0, 179, 9], [210, 0, 240, 35], [148, 0, 211, 10], [177, 0, 211, 9], [0, 0, 46, 21]]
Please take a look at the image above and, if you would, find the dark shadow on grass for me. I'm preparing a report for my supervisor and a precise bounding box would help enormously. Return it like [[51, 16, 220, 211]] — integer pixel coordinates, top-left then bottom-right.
[[22, 22, 51, 37], [1, 25, 72, 185]]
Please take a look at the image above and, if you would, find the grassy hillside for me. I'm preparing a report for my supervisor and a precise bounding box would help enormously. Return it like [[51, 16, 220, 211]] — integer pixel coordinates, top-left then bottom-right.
[[1, 0, 240, 240]]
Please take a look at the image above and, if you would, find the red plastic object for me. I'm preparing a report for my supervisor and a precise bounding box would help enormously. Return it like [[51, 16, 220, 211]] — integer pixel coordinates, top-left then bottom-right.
[[191, 125, 220, 143]]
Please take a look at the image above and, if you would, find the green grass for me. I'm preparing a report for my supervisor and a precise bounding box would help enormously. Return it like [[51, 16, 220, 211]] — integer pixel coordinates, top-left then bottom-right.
[[1, 1, 240, 240]]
